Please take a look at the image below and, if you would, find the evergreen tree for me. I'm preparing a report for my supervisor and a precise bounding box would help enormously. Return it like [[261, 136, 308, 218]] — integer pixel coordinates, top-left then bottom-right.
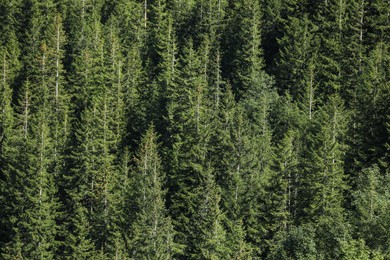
[[223, 0, 264, 98], [1, 2, 66, 253], [267, 223, 318, 260], [166, 40, 228, 258], [276, 14, 319, 118], [0, 18, 21, 246], [2, 76, 59, 259], [188, 168, 228, 259], [122, 44, 148, 147], [65, 201, 95, 259], [342, 0, 367, 104], [63, 7, 127, 256], [129, 125, 176, 259], [210, 87, 252, 257], [301, 95, 348, 221], [265, 129, 299, 255], [366, 0, 390, 47], [352, 165, 390, 256], [347, 42, 390, 174], [241, 102, 275, 256], [42, 14, 69, 169], [314, 0, 346, 99], [0, 0, 388, 258]]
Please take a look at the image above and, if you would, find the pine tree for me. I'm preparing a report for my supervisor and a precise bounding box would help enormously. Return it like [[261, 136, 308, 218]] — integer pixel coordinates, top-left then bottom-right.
[[166, 40, 228, 258], [301, 95, 348, 221], [276, 14, 319, 117], [0, 15, 22, 247], [129, 125, 176, 259], [352, 165, 390, 255], [209, 87, 252, 257], [347, 42, 390, 175], [314, 0, 347, 98], [223, 0, 264, 98]]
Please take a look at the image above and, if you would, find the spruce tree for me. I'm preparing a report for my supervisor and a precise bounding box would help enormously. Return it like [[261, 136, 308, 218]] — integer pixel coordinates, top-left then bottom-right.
[[301, 95, 348, 221], [223, 0, 264, 98], [314, 0, 346, 98], [0, 21, 21, 246], [166, 40, 228, 258], [63, 6, 127, 256], [366, 0, 390, 47], [352, 165, 390, 256], [0, 2, 65, 252], [276, 14, 319, 117], [129, 125, 176, 259], [347, 42, 390, 174], [265, 129, 299, 253], [342, 0, 367, 104], [42, 13, 69, 170], [209, 87, 252, 258], [2, 76, 59, 259], [188, 168, 228, 259]]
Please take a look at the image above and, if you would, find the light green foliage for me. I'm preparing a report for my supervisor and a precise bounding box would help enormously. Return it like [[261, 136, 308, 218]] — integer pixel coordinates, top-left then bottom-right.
[[268, 223, 318, 260], [352, 165, 390, 256]]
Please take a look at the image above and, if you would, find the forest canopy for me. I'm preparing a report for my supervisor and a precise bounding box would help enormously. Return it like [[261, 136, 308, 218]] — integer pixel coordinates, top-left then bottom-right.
[[0, 0, 389, 259]]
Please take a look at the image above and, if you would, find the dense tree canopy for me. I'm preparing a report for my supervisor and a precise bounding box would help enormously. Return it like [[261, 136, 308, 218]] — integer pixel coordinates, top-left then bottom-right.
[[0, 0, 389, 259]]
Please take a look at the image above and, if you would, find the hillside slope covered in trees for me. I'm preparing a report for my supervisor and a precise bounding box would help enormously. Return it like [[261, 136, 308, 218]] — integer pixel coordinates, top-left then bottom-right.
[[0, 0, 389, 259]]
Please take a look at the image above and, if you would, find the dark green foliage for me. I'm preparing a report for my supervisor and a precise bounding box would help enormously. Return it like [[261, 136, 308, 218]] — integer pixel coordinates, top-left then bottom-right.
[[347, 42, 390, 173], [276, 14, 318, 116], [0, 0, 388, 258], [300, 95, 348, 221], [165, 39, 229, 258], [268, 223, 318, 259], [129, 126, 176, 259]]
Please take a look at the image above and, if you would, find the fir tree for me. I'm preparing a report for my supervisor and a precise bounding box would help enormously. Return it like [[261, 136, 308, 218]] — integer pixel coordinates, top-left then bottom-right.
[[276, 14, 319, 117], [209, 87, 252, 257], [129, 125, 176, 259], [347, 42, 390, 174], [223, 0, 264, 98], [352, 165, 390, 255], [314, 0, 346, 98], [301, 95, 348, 221]]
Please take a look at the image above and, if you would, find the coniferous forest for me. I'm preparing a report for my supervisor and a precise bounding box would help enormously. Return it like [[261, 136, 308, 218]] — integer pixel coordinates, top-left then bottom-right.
[[0, 0, 389, 259]]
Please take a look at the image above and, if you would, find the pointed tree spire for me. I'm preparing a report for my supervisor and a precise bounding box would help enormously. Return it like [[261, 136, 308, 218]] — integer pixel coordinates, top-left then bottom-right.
[[130, 125, 176, 259]]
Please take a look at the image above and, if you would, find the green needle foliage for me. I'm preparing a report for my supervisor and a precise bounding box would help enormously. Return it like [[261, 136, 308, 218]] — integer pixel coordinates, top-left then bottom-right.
[[130, 125, 176, 259], [0, 0, 388, 258]]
